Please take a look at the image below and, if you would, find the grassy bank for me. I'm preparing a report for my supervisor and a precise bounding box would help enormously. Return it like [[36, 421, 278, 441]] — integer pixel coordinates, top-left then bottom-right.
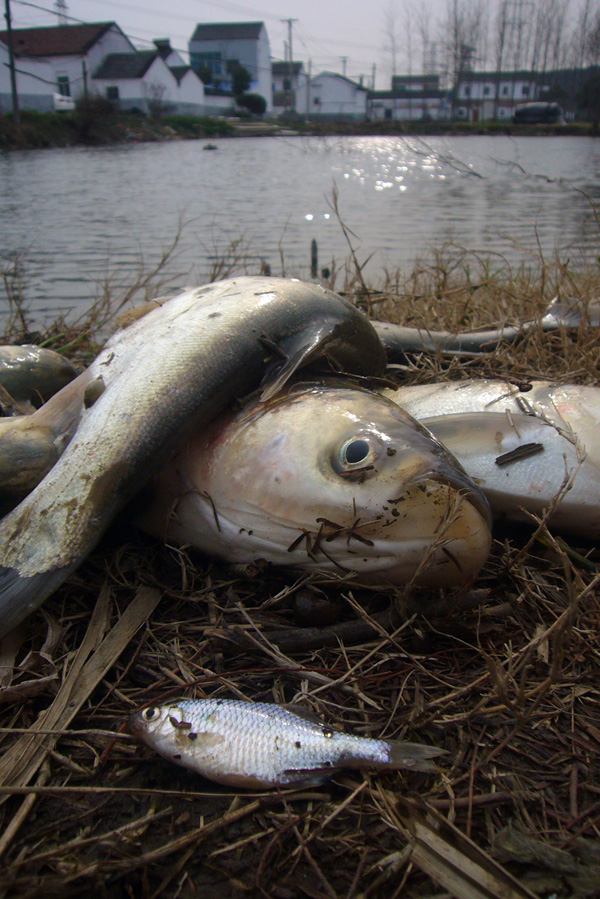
[[0, 106, 595, 150], [0, 238, 599, 897]]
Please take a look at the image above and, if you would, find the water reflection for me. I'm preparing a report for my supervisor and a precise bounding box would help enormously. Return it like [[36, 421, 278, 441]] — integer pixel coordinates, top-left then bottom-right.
[[0, 135, 598, 326]]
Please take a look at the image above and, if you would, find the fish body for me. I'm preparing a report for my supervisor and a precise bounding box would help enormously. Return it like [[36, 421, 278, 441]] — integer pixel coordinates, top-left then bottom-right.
[[0, 277, 387, 637], [138, 382, 492, 586], [385, 380, 600, 536], [374, 296, 600, 362], [0, 345, 77, 411], [129, 697, 444, 789]]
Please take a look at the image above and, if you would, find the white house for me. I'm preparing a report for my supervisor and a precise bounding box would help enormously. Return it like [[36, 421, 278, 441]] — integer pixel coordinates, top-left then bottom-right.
[[271, 60, 305, 115], [92, 51, 204, 116], [188, 21, 272, 112], [455, 71, 547, 121], [370, 75, 448, 121], [296, 72, 368, 119], [0, 22, 135, 106], [152, 38, 186, 69], [0, 38, 55, 112]]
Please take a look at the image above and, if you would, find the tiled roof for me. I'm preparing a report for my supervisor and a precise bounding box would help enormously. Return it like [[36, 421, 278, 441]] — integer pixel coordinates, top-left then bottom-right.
[[0, 22, 128, 57], [190, 22, 263, 42], [170, 65, 195, 84], [92, 51, 158, 80]]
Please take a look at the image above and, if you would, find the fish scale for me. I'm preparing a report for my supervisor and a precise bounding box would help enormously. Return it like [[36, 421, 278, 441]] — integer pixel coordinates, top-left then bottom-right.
[[129, 697, 444, 789]]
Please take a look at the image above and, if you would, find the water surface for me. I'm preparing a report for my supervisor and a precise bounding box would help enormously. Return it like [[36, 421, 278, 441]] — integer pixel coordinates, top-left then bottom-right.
[[1, 134, 598, 327]]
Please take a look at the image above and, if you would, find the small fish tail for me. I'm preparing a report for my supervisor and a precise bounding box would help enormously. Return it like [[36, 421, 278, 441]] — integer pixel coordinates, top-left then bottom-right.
[[385, 739, 446, 773]]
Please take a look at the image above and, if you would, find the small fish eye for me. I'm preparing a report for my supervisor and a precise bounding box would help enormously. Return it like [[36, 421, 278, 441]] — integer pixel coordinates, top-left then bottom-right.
[[341, 438, 370, 466], [142, 706, 160, 722]]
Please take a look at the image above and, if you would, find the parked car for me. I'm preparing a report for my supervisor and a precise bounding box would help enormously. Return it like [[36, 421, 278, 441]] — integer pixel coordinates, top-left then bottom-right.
[[512, 102, 565, 124], [53, 93, 76, 112]]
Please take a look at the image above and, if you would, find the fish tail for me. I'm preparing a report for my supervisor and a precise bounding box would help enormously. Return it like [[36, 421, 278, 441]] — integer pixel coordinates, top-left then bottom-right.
[[385, 739, 446, 773], [343, 736, 445, 774]]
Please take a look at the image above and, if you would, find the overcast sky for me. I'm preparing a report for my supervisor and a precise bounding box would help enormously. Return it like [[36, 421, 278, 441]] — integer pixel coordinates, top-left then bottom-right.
[[10, 0, 451, 89]]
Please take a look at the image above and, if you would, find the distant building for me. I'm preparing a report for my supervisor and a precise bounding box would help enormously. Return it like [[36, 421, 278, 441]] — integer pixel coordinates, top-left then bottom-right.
[[370, 74, 448, 120], [272, 60, 304, 113], [152, 38, 185, 69], [296, 72, 368, 119], [0, 21, 135, 110], [188, 21, 272, 112], [93, 50, 205, 116]]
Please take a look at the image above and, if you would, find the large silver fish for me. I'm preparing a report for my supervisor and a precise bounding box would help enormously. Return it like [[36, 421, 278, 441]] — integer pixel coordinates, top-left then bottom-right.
[[138, 382, 492, 586], [385, 380, 600, 537], [129, 697, 444, 789], [0, 277, 387, 637], [373, 296, 600, 362]]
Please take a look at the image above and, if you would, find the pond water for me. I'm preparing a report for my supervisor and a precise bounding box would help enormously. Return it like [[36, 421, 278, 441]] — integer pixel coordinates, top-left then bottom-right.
[[0, 134, 599, 328]]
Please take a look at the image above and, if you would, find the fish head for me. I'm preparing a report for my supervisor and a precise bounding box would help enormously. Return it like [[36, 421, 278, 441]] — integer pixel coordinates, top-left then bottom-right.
[[139, 383, 492, 586]]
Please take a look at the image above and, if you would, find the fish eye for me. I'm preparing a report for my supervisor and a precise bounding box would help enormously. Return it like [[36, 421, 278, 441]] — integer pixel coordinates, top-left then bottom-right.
[[342, 438, 370, 465], [142, 706, 160, 722], [333, 437, 378, 481]]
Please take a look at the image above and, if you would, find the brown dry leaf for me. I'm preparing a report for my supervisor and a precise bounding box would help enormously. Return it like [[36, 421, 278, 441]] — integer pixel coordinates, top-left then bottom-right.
[[392, 797, 537, 899]]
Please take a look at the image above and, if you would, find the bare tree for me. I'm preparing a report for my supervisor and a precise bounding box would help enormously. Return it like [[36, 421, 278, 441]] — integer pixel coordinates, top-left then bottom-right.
[[382, 1, 402, 79]]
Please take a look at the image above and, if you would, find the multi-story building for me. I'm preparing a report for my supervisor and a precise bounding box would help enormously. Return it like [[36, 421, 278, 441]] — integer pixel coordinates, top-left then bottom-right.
[[188, 21, 272, 112]]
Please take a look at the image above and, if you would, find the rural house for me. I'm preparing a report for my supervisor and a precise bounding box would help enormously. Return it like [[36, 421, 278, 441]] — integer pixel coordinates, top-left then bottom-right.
[[296, 72, 368, 120], [272, 60, 305, 114], [369, 74, 448, 121], [92, 50, 205, 116], [0, 21, 135, 110], [188, 21, 272, 112]]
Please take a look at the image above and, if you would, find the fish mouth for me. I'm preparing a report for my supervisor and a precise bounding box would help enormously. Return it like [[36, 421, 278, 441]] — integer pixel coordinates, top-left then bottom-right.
[[423, 466, 492, 530]]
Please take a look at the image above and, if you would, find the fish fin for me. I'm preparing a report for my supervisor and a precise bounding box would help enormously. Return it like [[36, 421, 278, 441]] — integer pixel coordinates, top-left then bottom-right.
[[259, 326, 345, 402], [280, 703, 329, 726], [386, 740, 447, 773], [0, 566, 75, 638], [541, 296, 600, 329], [281, 766, 336, 787]]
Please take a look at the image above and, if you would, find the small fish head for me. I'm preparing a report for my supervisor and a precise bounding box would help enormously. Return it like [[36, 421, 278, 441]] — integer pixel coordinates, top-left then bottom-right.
[[129, 701, 193, 746]]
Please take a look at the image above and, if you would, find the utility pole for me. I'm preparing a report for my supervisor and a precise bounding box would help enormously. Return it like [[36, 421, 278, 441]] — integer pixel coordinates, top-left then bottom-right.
[[4, 0, 19, 124], [340, 56, 348, 77], [281, 18, 297, 114], [306, 57, 311, 116]]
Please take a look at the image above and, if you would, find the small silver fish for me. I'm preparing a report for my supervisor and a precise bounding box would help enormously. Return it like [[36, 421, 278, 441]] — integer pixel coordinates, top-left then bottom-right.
[[129, 698, 444, 789]]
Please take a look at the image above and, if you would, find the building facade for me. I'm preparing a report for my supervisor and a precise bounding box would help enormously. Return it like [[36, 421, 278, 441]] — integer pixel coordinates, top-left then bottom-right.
[[370, 75, 447, 120], [188, 21, 272, 112], [296, 72, 368, 119], [0, 21, 135, 108]]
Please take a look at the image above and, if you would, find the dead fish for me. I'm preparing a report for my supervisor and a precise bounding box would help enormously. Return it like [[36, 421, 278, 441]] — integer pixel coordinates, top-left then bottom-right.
[[0, 277, 387, 637], [0, 345, 77, 412], [138, 382, 492, 586], [129, 697, 445, 789], [0, 368, 93, 510], [384, 380, 600, 537], [373, 296, 600, 362]]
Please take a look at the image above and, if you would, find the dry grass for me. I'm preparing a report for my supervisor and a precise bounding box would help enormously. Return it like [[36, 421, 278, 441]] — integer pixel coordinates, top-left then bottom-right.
[[0, 240, 599, 898]]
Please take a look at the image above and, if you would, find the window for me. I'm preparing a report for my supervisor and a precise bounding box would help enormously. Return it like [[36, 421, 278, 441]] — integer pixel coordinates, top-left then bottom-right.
[[483, 85, 491, 96], [522, 85, 529, 96], [57, 75, 70, 97], [502, 85, 509, 96], [106, 86, 119, 101], [464, 85, 470, 97]]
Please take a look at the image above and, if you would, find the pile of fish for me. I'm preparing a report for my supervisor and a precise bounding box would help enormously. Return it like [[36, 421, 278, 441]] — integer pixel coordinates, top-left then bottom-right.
[[0, 277, 598, 638], [0, 276, 598, 787]]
